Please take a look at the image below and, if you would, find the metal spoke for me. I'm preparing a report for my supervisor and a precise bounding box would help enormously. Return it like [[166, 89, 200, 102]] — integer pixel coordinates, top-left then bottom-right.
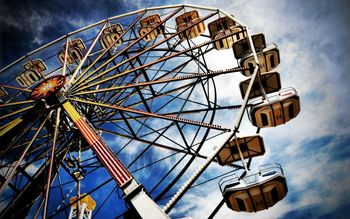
[[0, 105, 33, 121], [0, 84, 31, 93], [74, 67, 245, 96], [70, 97, 228, 131], [43, 108, 61, 218], [0, 100, 34, 107]]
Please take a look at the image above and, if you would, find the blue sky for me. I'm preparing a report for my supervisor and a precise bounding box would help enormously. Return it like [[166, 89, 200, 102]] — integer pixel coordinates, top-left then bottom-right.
[[1, 0, 350, 219]]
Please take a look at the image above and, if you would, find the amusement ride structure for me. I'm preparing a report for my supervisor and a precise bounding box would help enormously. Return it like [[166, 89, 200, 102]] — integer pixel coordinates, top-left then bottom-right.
[[0, 4, 300, 218]]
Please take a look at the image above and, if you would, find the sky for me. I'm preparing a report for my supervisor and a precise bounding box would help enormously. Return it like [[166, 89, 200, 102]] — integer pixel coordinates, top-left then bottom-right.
[[1, 0, 350, 219]]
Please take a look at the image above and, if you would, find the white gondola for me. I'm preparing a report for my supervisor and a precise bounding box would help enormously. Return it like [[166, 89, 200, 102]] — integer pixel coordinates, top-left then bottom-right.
[[175, 10, 205, 41], [139, 14, 164, 42], [248, 87, 301, 128], [219, 163, 288, 212], [216, 135, 265, 166], [15, 59, 46, 87], [240, 43, 280, 77], [57, 38, 86, 64], [239, 71, 281, 99], [232, 33, 266, 59], [99, 23, 124, 49], [208, 17, 246, 50]]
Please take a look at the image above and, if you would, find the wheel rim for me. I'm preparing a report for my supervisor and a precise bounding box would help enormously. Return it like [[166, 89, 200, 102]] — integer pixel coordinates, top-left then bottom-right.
[[0, 5, 251, 218]]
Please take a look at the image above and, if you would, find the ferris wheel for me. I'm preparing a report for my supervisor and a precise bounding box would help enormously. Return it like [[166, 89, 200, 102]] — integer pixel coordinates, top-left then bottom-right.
[[0, 4, 300, 219]]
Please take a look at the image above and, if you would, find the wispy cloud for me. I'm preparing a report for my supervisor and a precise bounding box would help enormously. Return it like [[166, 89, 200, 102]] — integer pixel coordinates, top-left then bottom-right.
[[158, 0, 350, 218]]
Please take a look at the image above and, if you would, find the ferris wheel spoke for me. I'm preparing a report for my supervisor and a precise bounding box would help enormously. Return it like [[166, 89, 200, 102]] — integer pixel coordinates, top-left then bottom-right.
[[118, 111, 138, 137], [0, 117, 23, 136], [71, 11, 218, 92], [129, 149, 222, 175], [0, 106, 33, 121], [115, 80, 208, 112], [42, 108, 61, 219], [96, 104, 241, 124], [60, 37, 71, 78], [1, 141, 51, 175], [74, 66, 245, 96], [71, 97, 228, 131], [98, 113, 204, 161], [0, 84, 31, 93], [0, 99, 35, 108], [0, 100, 50, 145]]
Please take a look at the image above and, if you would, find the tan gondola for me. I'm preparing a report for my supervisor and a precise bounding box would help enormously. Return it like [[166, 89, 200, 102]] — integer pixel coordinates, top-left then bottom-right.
[[239, 71, 282, 99], [58, 38, 86, 64], [208, 17, 246, 50], [240, 44, 280, 76], [15, 59, 46, 87], [232, 33, 266, 59], [70, 194, 96, 211], [249, 87, 301, 128], [216, 135, 265, 166], [69, 194, 96, 219], [139, 14, 164, 42], [99, 23, 124, 49], [219, 163, 288, 212], [175, 10, 205, 41]]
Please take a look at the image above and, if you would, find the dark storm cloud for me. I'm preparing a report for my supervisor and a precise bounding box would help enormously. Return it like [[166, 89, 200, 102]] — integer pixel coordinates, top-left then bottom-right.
[[0, 0, 135, 68]]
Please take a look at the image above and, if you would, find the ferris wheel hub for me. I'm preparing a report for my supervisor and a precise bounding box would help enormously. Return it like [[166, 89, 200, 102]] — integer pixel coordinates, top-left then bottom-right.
[[30, 75, 66, 100]]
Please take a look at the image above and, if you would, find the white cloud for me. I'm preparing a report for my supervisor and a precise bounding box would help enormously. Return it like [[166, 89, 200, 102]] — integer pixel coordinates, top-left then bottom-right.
[[143, 1, 350, 218]]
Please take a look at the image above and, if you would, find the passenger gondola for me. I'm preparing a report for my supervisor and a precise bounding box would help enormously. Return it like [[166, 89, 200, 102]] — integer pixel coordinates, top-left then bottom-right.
[[208, 17, 246, 50], [248, 87, 301, 128], [219, 163, 288, 212], [216, 135, 265, 166], [175, 10, 205, 41], [239, 71, 282, 99], [240, 43, 280, 76]]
